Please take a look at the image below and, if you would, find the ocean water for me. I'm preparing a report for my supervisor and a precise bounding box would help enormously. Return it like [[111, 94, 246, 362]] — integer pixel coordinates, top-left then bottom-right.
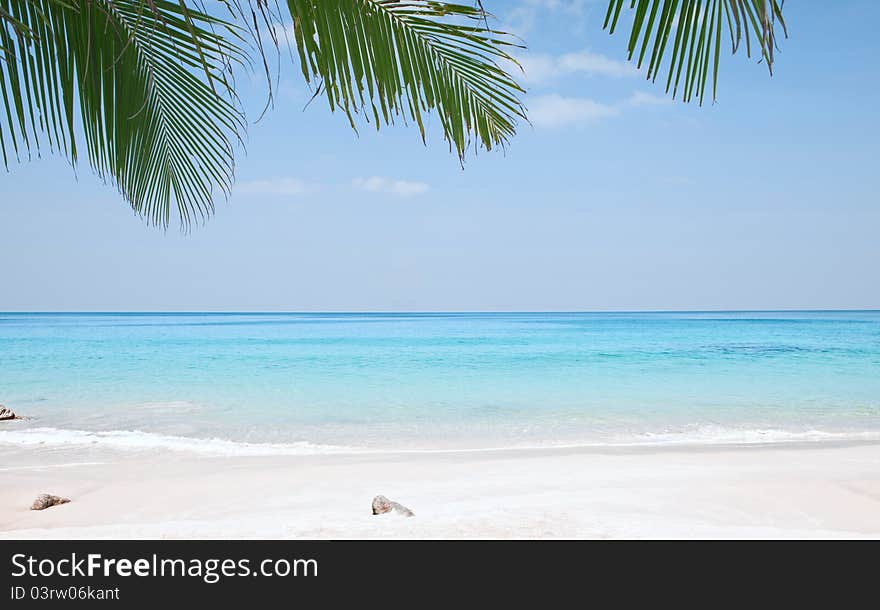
[[1, 311, 879, 454]]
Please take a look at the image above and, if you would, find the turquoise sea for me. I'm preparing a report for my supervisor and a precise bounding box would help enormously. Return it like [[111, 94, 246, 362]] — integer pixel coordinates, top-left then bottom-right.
[[1, 311, 879, 453]]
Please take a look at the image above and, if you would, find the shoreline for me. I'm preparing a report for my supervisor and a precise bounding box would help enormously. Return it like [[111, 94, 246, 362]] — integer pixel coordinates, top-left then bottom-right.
[[3, 423, 880, 458], [2, 440, 879, 539]]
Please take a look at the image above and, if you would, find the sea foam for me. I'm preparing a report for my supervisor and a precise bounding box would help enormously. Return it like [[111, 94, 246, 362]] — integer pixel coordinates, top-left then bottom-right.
[[2, 425, 879, 457], [0, 427, 361, 456]]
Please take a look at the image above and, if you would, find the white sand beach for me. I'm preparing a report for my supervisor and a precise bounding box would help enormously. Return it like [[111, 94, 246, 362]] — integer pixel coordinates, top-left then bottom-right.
[[2, 441, 879, 539]]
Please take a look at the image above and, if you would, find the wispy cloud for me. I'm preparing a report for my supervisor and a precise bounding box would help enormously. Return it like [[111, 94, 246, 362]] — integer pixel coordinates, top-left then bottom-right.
[[519, 50, 637, 84], [234, 178, 316, 197], [624, 91, 673, 107], [505, 0, 588, 36], [353, 177, 429, 198], [528, 94, 619, 128], [528, 89, 672, 129], [264, 22, 295, 46], [235, 176, 432, 199]]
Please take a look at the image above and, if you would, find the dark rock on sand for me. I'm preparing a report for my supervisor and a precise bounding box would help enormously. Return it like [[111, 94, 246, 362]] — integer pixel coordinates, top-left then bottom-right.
[[31, 494, 70, 511], [372, 495, 414, 517], [0, 406, 19, 420]]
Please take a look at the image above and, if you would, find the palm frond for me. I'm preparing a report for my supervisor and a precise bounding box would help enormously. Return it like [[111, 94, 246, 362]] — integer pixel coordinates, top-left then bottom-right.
[[0, 0, 244, 228], [280, 0, 526, 159], [604, 0, 787, 104]]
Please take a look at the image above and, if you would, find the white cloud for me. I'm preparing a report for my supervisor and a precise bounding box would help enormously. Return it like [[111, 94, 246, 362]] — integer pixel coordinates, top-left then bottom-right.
[[625, 91, 673, 107], [234, 176, 433, 199], [523, 0, 585, 7], [520, 50, 637, 84], [265, 22, 296, 45], [353, 177, 429, 197], [528, 94, 619, 128], [234, 178, 315, 197], [505, 0, 588, 36], [557, 51, 637, 78], [527, 87, 673, 129]]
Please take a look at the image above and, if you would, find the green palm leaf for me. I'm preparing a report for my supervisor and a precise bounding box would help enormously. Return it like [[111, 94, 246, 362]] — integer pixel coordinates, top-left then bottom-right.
[[604, 0, 787, 104], [0, 0, 244, 228], [279, 0, 526, 159]]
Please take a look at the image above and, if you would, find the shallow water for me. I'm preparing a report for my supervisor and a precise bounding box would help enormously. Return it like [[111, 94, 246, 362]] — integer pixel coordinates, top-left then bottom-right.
[[1, 311, 879, 452]]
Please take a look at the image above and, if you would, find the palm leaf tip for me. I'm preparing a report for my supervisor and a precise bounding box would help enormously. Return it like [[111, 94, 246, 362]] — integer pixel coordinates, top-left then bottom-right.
[[0, 0, 245, 229], [282, 0, 527, 159], [604, 0, 787, 105]]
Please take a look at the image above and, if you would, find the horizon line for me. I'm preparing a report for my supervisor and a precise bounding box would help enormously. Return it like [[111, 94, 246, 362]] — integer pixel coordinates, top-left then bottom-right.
[[2, 308, 879, 315]]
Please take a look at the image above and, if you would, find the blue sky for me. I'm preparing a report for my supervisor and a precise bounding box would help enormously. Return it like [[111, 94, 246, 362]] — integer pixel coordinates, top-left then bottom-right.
[[2, 1, 878, 311]]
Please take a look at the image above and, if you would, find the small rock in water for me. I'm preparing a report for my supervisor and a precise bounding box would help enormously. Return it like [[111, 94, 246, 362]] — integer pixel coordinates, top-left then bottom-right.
[[0, 406, 19, 420], [372, 495, 414, 517], [31, 494, 70, 511]]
